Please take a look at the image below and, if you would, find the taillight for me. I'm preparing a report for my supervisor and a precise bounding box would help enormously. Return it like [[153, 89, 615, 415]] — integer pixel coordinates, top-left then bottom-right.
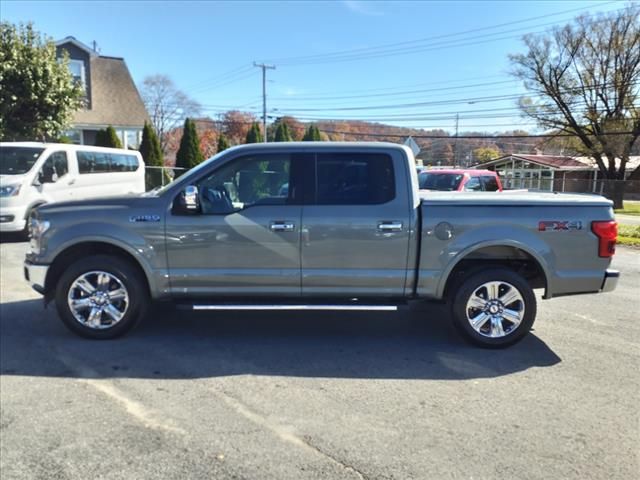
[[591, 221, 617, 258]]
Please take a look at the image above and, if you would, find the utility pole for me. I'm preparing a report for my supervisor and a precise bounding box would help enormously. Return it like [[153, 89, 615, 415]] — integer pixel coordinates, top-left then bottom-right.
[[254, 62, 275, 143], [453, 113, 459, 167]]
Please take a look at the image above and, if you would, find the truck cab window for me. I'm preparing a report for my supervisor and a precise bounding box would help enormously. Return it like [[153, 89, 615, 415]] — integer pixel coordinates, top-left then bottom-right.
[[315, 153, 395, 205], [197, 154, 293, 214]]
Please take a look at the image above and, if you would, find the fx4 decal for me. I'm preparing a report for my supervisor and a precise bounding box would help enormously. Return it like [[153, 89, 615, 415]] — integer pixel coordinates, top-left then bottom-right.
[[538, 220, 583, 232], [130, 214, 161, 223]]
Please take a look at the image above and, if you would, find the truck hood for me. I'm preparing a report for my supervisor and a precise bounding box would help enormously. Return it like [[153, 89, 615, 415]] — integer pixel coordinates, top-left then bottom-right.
[[420, 191, 613, 207], [36, 194, 157, 216]]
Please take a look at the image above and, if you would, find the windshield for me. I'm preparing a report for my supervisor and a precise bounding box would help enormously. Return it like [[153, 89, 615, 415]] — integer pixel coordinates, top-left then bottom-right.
[[0, 146, 44, 175], [419, 172, 464, 191]]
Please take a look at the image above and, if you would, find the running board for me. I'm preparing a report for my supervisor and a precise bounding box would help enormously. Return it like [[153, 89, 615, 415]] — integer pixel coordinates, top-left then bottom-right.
[[190, 304, 398, 311]]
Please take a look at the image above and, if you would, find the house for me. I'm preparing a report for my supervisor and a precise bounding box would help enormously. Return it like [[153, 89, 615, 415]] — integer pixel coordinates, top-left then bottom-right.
[[55, 37, 148, 148], [477, 154, 640, 195]]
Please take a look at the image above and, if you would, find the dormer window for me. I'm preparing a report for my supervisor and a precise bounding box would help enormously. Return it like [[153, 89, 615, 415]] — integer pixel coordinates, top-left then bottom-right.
[[68, 59, 86, 91]]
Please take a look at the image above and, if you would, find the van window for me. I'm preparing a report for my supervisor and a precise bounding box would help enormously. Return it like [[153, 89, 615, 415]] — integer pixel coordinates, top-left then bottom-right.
[[40, 152, 69, 182], [0, 146, 44, 175], [77, 151, 139, 174], [482, 175, 500, 192], [315, 153, 395, 205]]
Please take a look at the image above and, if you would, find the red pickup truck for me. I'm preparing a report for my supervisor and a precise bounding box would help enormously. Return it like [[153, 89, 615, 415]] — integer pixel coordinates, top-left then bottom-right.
[[418, 169, 503, 192]]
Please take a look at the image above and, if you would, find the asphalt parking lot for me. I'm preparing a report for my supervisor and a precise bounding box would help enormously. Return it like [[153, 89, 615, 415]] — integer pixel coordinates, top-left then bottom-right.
[[0, 239, 638, 480]]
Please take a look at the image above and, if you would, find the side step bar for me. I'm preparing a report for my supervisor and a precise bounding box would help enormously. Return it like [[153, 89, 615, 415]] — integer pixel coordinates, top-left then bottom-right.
[[190, 305, 398, 311]]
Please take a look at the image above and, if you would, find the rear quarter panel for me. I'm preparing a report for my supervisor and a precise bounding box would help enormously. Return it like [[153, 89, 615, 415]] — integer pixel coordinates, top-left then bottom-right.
[[417, 201, 614, 299]]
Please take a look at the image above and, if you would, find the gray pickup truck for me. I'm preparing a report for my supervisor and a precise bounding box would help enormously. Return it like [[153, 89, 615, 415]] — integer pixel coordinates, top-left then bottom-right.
[[24, 142, 619, 347]]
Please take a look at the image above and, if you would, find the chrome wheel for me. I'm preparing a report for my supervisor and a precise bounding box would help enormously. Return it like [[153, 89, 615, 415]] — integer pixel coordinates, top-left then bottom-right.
[[465, 281, 525, 338], [67, 271, 129, 329]]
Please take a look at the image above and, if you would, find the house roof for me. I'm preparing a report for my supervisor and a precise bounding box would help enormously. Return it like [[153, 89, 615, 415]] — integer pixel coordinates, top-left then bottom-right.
[[72, 56, 149, 128], [55, 36, 97, 56], [481, 154, 591, 170]]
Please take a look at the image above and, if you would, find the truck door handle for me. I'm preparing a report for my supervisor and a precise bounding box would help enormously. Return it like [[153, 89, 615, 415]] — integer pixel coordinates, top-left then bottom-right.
[[377, 222, 403, 232], [270, 222, 295, 232], [67, 179, 76, 186]]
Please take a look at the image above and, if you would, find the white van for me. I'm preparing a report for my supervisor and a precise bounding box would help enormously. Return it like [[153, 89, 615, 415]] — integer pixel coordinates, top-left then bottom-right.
[[0, 142, 145, 233]]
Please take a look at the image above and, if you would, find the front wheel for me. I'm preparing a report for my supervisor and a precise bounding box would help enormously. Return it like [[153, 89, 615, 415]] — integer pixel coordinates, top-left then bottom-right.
[[55, 255, 149, 339], [450, 268, 536, 348]]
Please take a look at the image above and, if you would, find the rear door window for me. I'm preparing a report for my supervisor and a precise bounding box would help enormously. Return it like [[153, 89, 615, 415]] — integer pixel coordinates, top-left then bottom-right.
[[463, 177, 483, 191], [482, 175, 500, 191], [315, 153, 395, 205]]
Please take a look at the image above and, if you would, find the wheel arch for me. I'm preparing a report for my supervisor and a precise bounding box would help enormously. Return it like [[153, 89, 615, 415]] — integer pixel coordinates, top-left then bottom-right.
[[44, 241, 152, 303], [439, 241, 550, 300]]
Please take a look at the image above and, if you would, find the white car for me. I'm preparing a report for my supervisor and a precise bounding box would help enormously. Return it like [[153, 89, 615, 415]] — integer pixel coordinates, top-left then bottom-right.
[[0, 142, 145, 233]]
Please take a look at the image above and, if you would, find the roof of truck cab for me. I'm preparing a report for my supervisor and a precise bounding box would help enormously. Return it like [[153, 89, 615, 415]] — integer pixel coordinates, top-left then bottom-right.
[[222, 141, 411, 151]]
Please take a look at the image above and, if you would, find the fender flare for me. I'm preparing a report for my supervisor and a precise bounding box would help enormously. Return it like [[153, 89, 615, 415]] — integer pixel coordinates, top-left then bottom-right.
[[436, 239, 552, 299]]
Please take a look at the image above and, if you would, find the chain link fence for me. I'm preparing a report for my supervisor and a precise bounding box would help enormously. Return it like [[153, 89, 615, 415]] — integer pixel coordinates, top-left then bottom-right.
[[504, 178, 639, 201]]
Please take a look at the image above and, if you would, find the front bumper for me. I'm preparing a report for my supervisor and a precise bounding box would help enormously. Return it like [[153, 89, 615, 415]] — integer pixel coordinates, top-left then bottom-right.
[[0, 204, 27, 232], [24, 261, 49, 295], [601, 269, 619, 293]]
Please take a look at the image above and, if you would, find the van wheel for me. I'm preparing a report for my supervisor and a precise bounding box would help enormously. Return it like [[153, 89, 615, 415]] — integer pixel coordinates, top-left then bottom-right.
[[55, 255, 148, 339], [450, 268, 536, 348]]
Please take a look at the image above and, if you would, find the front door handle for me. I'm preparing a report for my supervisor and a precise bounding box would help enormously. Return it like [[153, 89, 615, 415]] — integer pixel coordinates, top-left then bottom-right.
[[377, 222, 403, 232], [270, 222, 295, 232]]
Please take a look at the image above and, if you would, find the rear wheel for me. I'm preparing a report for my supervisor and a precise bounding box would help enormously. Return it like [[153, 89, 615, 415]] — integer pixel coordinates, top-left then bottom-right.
[[55, 255, 148, 339], [450, 268, 536, 348]]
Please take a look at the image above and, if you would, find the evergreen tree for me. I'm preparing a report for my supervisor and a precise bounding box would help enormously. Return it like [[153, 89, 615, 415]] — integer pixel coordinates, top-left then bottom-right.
[[217, 133, 230, 152], [274, 122, 292, 142], [175, 118, 204, 175], [140, 122, 166, 189], [105, 126, 122, 148], [94, 126, 122, 148], [245, 122, 263, 143], [302, 124, 322, 141]]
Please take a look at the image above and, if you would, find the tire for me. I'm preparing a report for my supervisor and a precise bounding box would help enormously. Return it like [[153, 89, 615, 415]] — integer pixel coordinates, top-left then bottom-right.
[[55, 255, 149, 339], [450, 268, 536, 348]]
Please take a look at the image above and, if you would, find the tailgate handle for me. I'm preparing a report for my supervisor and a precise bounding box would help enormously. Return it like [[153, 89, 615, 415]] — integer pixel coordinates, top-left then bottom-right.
[[378, 222, 403, 232]]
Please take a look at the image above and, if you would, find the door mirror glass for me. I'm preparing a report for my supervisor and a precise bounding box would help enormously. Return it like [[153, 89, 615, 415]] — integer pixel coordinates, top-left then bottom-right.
[[184, 185, 200, 210]]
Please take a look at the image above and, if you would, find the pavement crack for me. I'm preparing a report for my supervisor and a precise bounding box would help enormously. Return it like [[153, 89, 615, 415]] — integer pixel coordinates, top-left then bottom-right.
[[215, 389, 367, 479]]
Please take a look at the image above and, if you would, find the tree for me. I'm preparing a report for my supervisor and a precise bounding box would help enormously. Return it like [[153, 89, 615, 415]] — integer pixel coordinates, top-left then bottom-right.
[[140, 122, 165, 189], [473, 146, 501, 163], [510, 5, 640, 208], [302, 124, 322, 141], [217, 133, 230, 152], [94, 126, 122, 148], [245, 122, 263, 143], [274, 122, 292, 142], [175, 118, 204, 175], [221, 110, 255, 145], [139, 74, 201, 153], [0, 22, 83, 140]]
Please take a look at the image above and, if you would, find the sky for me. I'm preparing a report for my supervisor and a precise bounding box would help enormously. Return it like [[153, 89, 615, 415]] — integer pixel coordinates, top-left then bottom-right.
[[1, 0, 626, 134]]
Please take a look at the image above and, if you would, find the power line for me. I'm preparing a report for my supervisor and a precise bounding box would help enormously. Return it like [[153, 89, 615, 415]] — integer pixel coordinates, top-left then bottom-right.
[[264, 2, 615, 65]]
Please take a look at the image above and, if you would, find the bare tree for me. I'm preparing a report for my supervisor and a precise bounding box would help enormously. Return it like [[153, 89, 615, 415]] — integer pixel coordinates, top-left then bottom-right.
[[510, 5, 640, 208], [139, 75, 201, 154]]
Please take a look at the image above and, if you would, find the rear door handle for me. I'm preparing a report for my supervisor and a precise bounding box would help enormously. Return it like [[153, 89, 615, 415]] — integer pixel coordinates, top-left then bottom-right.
[[270, 222, 295, 232], [377, 222, 403, 232]]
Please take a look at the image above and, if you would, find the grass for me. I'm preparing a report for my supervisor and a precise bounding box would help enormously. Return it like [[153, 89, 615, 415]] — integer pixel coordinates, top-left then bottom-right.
[[615, 202, 640, 216], [618, 224, 640, 247]]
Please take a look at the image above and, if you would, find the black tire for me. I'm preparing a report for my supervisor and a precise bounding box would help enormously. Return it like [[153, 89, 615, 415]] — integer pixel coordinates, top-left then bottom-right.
[[450, 268, 536, 348], [55, 255, 149, 339]]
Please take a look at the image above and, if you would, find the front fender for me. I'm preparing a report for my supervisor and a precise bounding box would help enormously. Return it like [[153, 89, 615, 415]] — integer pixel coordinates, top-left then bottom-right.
[[41, 222, 163, 296]]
